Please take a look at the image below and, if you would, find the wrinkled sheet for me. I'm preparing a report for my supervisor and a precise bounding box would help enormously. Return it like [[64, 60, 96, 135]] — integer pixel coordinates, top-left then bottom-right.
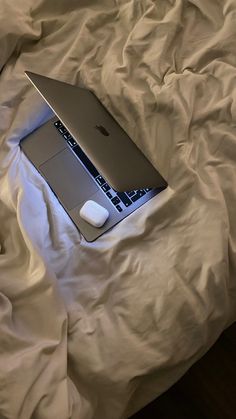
[[1, 1, 236, 418]]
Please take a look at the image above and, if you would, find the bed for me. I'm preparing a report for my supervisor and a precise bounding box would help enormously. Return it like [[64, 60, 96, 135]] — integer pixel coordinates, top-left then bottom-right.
[[0, 1, 236, 418]]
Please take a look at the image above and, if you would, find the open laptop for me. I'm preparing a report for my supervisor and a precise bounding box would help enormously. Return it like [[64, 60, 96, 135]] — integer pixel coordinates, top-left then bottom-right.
[[21, 72, 167, 241]]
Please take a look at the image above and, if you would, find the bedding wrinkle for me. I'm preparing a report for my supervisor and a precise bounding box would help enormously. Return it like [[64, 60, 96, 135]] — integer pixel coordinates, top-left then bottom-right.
[[1, 0, 236, 418]]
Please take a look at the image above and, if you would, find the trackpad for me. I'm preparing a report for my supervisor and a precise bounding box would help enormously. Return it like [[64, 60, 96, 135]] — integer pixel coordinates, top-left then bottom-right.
[[40, 148, 98, 210]]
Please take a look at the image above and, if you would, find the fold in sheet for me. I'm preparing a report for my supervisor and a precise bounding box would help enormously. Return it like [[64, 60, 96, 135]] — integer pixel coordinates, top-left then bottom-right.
[[0, 1, 236, 418]]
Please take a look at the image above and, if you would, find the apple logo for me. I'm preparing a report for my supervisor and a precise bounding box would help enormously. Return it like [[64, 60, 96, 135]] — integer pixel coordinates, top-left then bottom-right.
[[95, 125, 110, 136]]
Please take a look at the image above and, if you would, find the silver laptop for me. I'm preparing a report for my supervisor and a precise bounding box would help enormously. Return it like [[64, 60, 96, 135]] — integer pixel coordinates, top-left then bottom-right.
[[20, 72, 167, 241]]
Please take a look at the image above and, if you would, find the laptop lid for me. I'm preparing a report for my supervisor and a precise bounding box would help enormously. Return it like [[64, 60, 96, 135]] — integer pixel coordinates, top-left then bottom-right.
[[25, 71, 166, 191]]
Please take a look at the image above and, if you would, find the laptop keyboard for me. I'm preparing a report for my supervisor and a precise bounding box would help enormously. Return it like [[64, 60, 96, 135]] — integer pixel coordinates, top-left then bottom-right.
[[54, 120, 152, 212]]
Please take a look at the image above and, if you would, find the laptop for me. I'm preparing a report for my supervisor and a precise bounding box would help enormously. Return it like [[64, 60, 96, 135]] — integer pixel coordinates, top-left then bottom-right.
[[20, 72, 167, 241]]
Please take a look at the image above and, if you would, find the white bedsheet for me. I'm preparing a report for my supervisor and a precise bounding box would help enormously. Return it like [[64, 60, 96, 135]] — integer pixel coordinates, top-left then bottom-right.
[[0, 1, 236, 418]]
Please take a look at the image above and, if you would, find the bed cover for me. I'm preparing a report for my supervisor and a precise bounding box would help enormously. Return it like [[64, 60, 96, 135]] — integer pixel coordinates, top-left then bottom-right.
[[0, 1, 236, 418]]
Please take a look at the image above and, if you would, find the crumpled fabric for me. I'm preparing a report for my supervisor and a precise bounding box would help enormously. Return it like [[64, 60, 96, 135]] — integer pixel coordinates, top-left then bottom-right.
[[0, 1, 236, 418]]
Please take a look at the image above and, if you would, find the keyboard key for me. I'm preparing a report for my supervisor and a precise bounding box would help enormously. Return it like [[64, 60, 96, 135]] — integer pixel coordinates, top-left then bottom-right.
[[111, 196, 121, 206], [131, 190, 146, 202], [95, 175, 106, 186], [145, 188, 152, 192], [55, 120, 100, 178], [116, 205, 123, 212], [73, 145, 99, 178], [54, 120, 63, 128], [63, 132, 72, 140], [116, 192, 132, 207], [59, 126, 67, 134], [102, 183, 111, 192], [67, 138, 77, 147], [106, 191, 113, 199], [127, 191, 135, 197]]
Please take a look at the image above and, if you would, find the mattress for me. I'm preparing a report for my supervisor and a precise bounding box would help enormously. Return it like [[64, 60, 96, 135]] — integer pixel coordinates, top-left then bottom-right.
[[0, 1, 236, 418]]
